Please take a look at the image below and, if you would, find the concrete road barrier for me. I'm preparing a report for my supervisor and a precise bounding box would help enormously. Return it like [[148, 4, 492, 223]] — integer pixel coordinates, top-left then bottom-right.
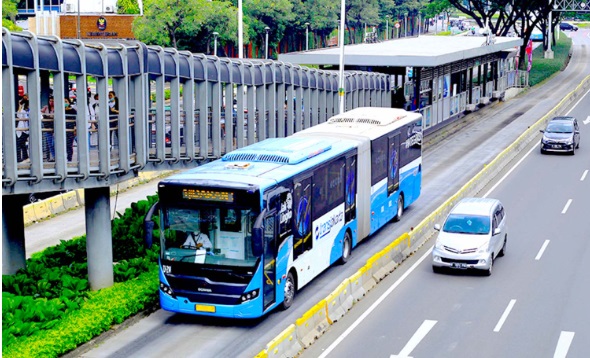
[[325, 278, 353, 324], [295, 300, 330, 348], [349, 268, 366, 302], [265, 324, 302, 358]]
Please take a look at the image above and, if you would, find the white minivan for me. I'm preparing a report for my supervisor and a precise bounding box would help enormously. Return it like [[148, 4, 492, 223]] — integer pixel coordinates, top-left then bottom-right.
[[432, 197, 507, 276]]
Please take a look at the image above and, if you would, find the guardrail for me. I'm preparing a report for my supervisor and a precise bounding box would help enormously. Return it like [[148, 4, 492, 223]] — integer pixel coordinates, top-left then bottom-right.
[[254, 74, 590, 358]]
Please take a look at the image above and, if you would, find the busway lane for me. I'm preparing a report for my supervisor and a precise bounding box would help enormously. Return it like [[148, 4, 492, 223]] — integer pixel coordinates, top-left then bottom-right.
[[300, 90, 590, 358]]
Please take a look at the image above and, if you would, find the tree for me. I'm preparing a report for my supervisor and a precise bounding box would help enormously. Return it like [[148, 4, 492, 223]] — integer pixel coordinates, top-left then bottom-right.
[[117, 0, 140, 14], [133, 0, 243, 53], [447, 0, 557, 69], [244, 0, 295, 58], [3, 0, 21, 31]]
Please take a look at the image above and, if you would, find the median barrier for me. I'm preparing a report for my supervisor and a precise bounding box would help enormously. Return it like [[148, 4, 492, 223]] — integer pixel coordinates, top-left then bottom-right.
[[254, 350, 268, 358], [349, 268, 366, 302], [47, 195, 65, 215], [325, 278, 353, 324], [295, 300, 330, 347], [265, 324, 302, 358], [360, 260, 377, 292], [61, 191, 79, 210]]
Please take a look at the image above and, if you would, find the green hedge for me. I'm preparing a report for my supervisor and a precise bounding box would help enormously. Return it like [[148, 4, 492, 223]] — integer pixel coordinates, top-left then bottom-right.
[[2, 265, 159, 358], [2, 195, 161, 356]]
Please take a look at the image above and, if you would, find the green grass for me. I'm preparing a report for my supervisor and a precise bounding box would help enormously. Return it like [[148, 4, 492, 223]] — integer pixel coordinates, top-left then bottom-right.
[[436, 31, 452, 36], [528, 33, 572, 87], [576, 22, 590, 29]]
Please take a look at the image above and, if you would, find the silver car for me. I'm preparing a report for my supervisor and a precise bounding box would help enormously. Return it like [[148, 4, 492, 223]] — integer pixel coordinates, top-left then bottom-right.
[[432, 198, 507, 276]]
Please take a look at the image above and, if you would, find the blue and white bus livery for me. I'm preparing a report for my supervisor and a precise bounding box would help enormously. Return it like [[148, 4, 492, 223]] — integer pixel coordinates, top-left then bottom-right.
[[144, 107, 423, 318]]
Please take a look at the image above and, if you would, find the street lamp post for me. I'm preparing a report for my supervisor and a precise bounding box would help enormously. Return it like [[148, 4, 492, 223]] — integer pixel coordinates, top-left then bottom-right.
[[386, 15, 390, 40], [404, 12, 408, 37], [212, 32, 219, 56], [77, 0, 81, 39], [305, 22, 310, 50], [338, 0, 346, 114], [238, 0, 243, 58], [264, 26, 270, 59]]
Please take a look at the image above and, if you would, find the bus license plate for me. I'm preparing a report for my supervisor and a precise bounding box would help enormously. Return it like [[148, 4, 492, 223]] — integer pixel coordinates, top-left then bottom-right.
[[196, 304, 216, 313], [451, 263, 467, 269]]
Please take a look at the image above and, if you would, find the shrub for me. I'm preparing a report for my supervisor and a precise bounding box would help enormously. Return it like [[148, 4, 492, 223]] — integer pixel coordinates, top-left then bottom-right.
[[2, 195, 161, 352]]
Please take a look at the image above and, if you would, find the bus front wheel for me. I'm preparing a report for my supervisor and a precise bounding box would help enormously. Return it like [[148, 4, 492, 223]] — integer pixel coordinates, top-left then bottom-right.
[[282, 272, 296, 310]]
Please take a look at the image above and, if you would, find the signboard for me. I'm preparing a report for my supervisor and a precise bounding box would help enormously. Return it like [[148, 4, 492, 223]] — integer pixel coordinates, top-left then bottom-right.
[[394, 22, 401, 29], [182, 188, 235, 202]]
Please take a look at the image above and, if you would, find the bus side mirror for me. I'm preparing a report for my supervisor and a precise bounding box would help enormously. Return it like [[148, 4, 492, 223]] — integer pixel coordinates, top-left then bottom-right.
[[144, 202, 160, 249], [252, 228, 264, 257], [251, 209, 266, 257]]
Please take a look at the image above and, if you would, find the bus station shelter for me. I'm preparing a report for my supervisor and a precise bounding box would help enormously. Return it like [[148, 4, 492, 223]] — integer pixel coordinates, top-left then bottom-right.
[[279, 35, 524, 134]]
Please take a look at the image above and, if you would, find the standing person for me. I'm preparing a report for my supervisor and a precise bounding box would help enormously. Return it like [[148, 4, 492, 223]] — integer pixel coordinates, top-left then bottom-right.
[[64, 97, 77, 162], [41, 96, 55, 161], [108, 91, 119, 147], [16, 95, 30, 163]]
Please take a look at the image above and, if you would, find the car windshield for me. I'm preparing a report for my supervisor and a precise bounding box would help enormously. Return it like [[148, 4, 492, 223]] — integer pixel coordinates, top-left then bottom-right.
[[443, 214, 490, 235], [546, 122, 573, 133]]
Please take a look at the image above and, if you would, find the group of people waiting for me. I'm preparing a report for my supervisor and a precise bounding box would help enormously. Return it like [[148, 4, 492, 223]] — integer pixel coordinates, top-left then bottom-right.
[[15, 90, 120, 163]]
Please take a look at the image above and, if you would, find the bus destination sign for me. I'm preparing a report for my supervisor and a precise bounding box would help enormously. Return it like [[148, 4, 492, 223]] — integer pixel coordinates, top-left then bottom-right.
[[182, 188, 234, 202]]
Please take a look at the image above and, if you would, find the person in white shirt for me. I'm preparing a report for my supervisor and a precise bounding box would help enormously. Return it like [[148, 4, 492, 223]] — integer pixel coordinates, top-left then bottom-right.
[[182, 224, 212, 251]]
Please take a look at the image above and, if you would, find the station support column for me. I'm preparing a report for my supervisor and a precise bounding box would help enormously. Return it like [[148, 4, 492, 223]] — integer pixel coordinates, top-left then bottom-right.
[[2, 195, 28, 274], [85, 187, 114, 290]]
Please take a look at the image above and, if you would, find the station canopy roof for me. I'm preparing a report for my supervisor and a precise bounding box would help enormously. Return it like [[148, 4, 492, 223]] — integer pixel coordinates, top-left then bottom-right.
[[279, 35, 523, 68]]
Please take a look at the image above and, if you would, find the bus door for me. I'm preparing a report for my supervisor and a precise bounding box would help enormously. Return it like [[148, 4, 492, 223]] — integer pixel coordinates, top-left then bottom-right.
[[262, 214, 277, 310], [388, 133, 400, 196]]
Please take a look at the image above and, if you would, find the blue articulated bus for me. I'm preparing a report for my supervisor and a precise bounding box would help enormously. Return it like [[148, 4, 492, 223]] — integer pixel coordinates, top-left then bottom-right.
[[144, 107, 423, 318]]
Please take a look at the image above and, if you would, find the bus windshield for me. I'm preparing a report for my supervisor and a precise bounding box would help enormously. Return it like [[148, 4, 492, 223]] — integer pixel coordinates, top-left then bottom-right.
[[161, 206, 260, 267]]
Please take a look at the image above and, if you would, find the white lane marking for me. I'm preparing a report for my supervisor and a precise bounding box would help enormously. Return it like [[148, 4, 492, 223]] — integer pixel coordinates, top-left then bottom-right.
[[483, 141, 538, 198], [390, 320, 437, 358], [581, 170, 588, 181], [561, 199, 572, 214], [535, 240, 550, 260], [553, 331, 575, 358], [493, 299, 516, 332], [584, 116, 590, 125], [566, 88, 590, 116], [317, 247, 433, 358]]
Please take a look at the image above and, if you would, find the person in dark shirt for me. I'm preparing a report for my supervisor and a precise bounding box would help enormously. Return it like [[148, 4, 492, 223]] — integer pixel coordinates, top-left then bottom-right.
[[65, 97, 77, 162], [108, 91, 119, 147]]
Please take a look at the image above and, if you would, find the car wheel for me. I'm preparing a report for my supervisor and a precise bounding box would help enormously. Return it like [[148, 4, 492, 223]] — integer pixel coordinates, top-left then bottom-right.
[[281, 272, 296, 310], [540, 147, 546, 155], [432, 266, 443, 274], [498, 236, 507, 257], [484, 256, 493, 276], [340, 231, 352, 264], [393, 195, 404, 222]]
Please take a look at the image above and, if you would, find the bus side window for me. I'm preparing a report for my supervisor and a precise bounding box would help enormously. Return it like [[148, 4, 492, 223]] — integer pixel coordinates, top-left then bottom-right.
[[293, 176, 312, 259], [371, 136, 388, 186]]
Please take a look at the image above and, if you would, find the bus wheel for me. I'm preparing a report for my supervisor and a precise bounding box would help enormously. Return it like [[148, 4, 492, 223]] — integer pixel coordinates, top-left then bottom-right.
[[340, 231, 352, 265], [393, 195, 404, 222], [282, 272, 296, 310]]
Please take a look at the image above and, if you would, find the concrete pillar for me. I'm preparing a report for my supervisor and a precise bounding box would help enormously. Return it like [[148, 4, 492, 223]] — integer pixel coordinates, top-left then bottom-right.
[[85, 187, 114, 290], [2, 195, 28, 274]]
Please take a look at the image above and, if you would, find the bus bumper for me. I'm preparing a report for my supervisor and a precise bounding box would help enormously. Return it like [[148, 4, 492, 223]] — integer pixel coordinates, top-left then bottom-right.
[[160, 291, 263, 319]]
